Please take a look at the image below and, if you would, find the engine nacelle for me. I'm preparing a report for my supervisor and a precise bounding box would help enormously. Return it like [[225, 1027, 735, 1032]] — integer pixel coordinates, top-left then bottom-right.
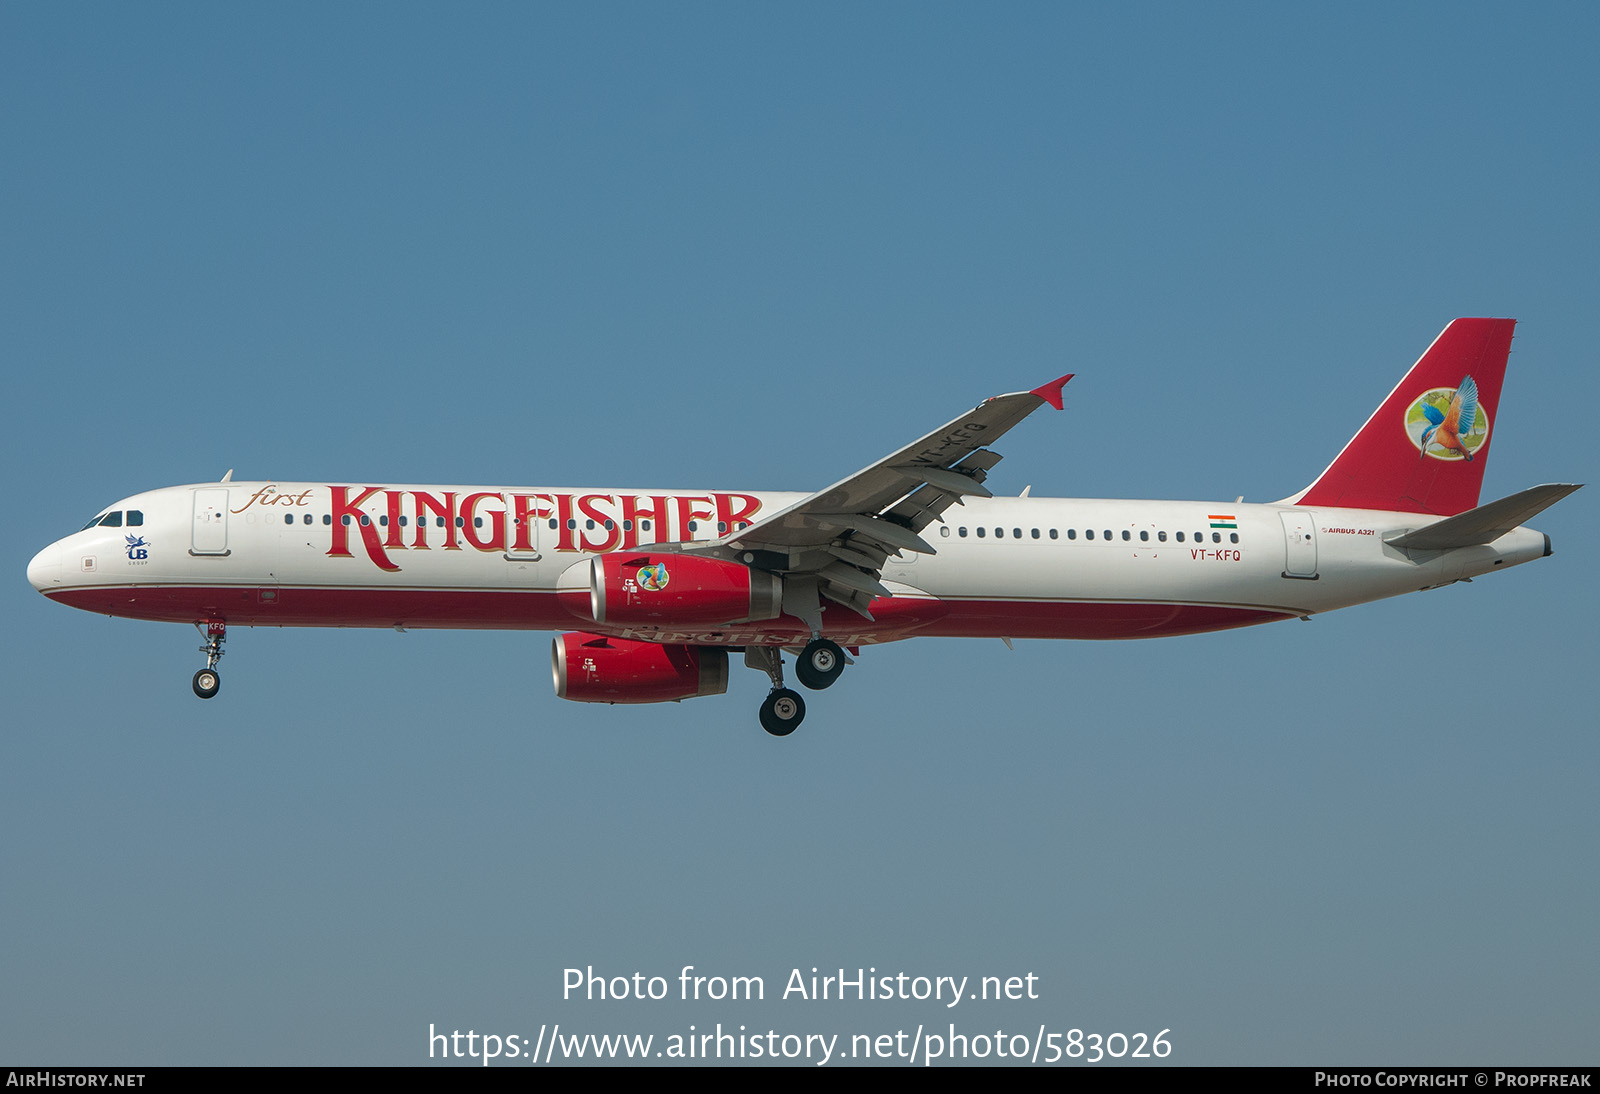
[[563, 553, 783, 627], [551, 632, 729, 704]]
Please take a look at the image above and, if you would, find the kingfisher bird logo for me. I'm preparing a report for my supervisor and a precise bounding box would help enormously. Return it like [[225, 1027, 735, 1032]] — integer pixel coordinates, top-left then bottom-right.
[[636, 563, 670, 592], [1405, 375, 1488, 461]]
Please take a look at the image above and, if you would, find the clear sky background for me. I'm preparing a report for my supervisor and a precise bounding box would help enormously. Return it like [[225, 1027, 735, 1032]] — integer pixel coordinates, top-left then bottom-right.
[[2, 2, 1594, 1066]]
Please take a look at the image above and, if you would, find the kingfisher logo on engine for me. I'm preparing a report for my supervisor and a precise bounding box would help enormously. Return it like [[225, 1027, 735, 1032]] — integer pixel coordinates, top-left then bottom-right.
[[636, 563, 670, 591]]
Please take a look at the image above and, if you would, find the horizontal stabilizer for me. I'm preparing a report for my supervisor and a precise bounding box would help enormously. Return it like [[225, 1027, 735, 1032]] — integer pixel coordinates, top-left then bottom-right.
[[1385, 483, 1582, 550]]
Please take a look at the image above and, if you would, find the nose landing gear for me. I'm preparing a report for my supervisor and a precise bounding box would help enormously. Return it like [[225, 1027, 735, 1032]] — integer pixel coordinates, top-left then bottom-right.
[[192, 668, 220, 699], [192, 621, 226, 699]]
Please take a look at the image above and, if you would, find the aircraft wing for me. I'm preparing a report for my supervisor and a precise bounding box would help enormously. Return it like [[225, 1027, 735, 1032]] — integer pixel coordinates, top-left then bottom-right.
[[653, 374, 1072, 621]]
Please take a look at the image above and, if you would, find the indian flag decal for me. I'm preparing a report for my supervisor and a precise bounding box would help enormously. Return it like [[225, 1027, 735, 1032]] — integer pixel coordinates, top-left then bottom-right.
[[1208, 514, 1237, 529]]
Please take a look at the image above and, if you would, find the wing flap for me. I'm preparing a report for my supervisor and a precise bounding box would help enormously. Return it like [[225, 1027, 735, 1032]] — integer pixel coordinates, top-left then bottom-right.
[[882, 449, 1006, 534], [817, 561, 892, 600], [887, 464, 994, 498], [801, 513, 937, 556]]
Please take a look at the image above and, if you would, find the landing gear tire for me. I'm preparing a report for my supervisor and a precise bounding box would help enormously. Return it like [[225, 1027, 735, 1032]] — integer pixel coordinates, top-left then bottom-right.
[[192, 668, 220, 699], [795, 638, 845, 690], [759, 688, 805, 736]]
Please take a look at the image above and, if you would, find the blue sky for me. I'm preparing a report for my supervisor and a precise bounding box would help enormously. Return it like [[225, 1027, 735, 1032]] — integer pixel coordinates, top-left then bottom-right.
[[3, 3, 1594, 1066]]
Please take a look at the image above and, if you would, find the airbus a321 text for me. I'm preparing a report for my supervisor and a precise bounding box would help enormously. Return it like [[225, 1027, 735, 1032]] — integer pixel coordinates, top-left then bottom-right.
[[28, 319, 1579, 736]]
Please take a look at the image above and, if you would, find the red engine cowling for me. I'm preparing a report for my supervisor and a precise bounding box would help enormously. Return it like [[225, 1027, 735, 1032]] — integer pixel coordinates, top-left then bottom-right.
[[551, 632, 729, 704], [566, 553, 782, 627]]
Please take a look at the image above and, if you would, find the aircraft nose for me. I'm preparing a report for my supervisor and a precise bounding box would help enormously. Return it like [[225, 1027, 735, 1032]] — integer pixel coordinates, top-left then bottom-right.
[[27, 542, 61, 593]]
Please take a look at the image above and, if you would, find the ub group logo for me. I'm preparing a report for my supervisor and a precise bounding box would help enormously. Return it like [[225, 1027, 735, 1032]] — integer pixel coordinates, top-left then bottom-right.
[[124, 535, 150, 561], [1404, 375, 1488, 461], [636, 563, 670, 592]]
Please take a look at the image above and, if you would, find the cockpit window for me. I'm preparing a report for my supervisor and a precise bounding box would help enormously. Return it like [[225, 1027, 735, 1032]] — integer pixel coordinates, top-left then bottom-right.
[[82, 510, 140, 530]]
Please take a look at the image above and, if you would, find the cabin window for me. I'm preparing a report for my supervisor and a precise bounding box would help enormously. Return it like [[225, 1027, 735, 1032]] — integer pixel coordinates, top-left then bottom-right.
[[399, 515, 408, 527], [1175, 531, 1184, 542], [1213, 532, 1221, 543], [1067, 529, 1076, 540], [976, 527, 986, 538], [1122, 530, 1131, 541], [1230, 533, 1239, 543], [1158, 531, 1167, 542], [565, 519, 575, 529], [549, 518, 558, 530], [474, 517, 483, 528], [284, 514, 294, 525], [994, 527, 1003, 538], [1049, 529, 1058, 539], [360, 515, 370, 527], [1139, 530, 1149, 542], [303, 514, 312, 525], [940, 526, 951, 538], [718, 521, 727, 533], [437, 517, 446, 528], [623, 520, 633, 531], [688, 521, 698, 532], [1031, 528, 1040, 539], [456, 517, 465, 528], [641, 520, 652, 531], [379, 516, 388, 526], [1085, 529, 1094, 540], [958, 527, 968, 537]]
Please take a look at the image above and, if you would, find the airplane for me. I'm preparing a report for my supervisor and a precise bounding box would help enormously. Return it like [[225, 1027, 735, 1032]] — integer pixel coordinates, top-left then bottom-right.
[[26, 318, 1580, 736]]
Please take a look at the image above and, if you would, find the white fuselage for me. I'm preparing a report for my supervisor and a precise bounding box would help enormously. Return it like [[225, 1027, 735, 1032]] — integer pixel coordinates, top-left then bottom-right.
[[27, 481, 1550, 646]]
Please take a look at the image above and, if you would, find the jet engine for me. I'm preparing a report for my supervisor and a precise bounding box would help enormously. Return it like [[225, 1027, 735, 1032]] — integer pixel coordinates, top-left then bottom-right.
[[551, 632, 729, 704], [560, 553, 782, 627]]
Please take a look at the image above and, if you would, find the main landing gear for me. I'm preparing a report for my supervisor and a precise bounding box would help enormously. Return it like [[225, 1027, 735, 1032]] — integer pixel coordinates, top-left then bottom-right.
[[192, 621, 226, 699], [759, 688, 805, 736], [746, 638, 850, 736], [745, 646, 804, 736], [795, 637, 846, 691]]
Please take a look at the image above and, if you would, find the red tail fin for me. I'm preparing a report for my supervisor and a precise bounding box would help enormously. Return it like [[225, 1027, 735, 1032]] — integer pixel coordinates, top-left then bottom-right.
[[1290, 318, 1515, 515]]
